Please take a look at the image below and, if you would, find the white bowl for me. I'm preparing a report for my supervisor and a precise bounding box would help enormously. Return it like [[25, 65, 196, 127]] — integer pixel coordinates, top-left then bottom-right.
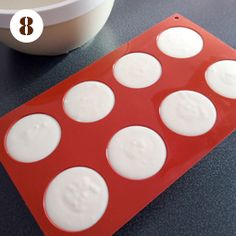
[[0, 0, 115, 55]]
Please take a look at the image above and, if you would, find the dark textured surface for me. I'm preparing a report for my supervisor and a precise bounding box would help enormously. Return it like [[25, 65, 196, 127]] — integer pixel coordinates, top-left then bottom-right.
[[0, 0, 236, 235]]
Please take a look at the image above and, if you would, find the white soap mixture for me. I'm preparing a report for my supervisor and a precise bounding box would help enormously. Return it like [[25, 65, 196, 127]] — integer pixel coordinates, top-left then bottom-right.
[[113, 53, 162, 89], [159, 90, 217, 136], [44, 167, 109, 232], [0, 0, 63, 9], [157, 27, 203, 58], [107, 126, 166, 180], [6, 114, 61, 163], [205, 60, 236, 99], [63, 81, 115, 123]]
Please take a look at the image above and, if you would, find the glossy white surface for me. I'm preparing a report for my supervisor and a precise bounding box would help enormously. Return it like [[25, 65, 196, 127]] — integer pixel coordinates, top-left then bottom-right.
[[113, 53, 162, 88], [205, 60, 236, 99], [107, 126, 167, 180], [44, 167, 109, 232], [159, 90, 217, 136], [6, 114, 61, 163], [157, 27, 203, 58], [63, 81, 115, 123]]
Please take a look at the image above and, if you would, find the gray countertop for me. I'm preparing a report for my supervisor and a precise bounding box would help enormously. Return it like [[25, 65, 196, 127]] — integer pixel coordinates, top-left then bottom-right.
[[0, 0, 236, 235]]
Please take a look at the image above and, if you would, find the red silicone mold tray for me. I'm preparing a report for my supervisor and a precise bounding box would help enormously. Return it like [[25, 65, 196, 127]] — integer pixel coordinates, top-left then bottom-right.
[[0, 14, 236, 236]]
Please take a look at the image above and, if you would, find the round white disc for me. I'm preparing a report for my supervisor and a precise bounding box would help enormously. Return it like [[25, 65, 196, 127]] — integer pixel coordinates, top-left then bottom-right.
[[10, 9, 44, 44], [44, 167, 109, 232], [6, 114, 61, 163], [159, 90, 217, 136], [107, 126, 167, 180], [63, 81, 115, 123], [113, 53, 162, 88], [205, 60, 236, 99], [157, 27, 203, 58]]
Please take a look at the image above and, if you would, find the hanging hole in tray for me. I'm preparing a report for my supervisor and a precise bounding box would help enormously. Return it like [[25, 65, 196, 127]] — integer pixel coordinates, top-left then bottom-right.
[[174, 16, 179, 20]]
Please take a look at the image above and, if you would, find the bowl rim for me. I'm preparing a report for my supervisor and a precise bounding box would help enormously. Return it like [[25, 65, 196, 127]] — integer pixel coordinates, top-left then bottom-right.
[[0, 0, 107, 28]]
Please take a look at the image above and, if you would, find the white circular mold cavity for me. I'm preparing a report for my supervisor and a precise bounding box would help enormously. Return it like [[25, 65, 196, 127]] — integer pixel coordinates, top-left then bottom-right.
[[107, 126, 167, 180], [5, 114, 61, 163], [159, 90, 217, 136], [157, 27, 203, 58], [113, 52, 162, 89], [63, 81, 115, 123], [205, 60, 236, 99], [44, 167, 109, 232]]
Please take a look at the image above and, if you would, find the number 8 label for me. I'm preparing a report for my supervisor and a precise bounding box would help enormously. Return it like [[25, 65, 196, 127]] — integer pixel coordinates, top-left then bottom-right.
[[20, 17, 34, 36], [10, 9, 44, 44]]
